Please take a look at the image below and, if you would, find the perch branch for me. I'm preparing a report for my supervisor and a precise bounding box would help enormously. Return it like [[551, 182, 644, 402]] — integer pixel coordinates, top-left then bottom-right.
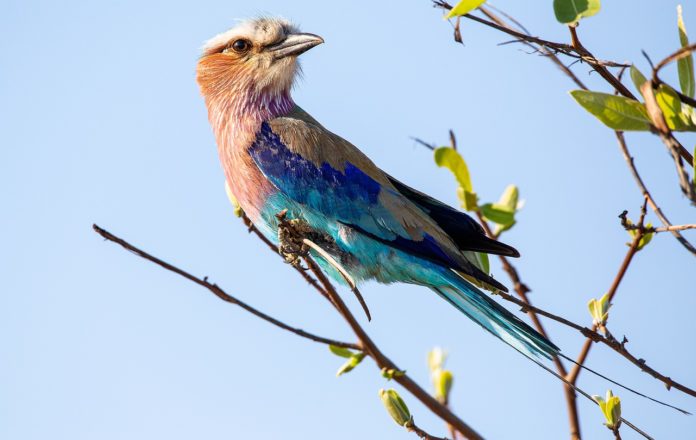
[[92, 224, 359, 350], [95, 222, 475, 439]]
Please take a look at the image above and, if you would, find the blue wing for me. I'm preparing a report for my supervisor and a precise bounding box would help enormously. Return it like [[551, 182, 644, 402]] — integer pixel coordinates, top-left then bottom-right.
[[248, 109, 507, 290]]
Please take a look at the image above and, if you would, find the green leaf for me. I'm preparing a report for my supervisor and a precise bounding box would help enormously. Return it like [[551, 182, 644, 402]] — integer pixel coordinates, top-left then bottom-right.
[[570, 90, 651, 131], [329, 344, 355, 358], [379, 389, 412, 427], [629, 65, 648, 95], [456, 187, 479, 211], [381, 367, 406, 380], [625, 219, 654, 251], [497, 185, 519, 212], [445, 0, 487, 19], [436, 147, 478, 211], [225, 181, 243, 217], [427, 347, 447, 372], [336, 352, 366, 376], [594, 390, 622, 429], [587, 293, 611, 327], [434, 147, 473, 192], [553, 0, 601, 25], [433, 370, 454, 402], [655, 84, 692, 130], [492, 185, 519, 235], [637, 223, 654, 250], [678, 5, 695, 98], [479, 203, 515, 227]]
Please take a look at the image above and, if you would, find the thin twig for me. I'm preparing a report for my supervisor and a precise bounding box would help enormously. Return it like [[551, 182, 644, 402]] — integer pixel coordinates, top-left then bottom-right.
[[492, 287, 696, 398], [615, 132, 696, 255], [568, 200, 648, 385], [240, 213, 331, 297], [407, 420, 450, 440], [567, 25, 636, 99], [432, 1, 629, 68], [478, 5, 587, 90], [474, 211, 581, 440], [411, 137, 437, 151], [92, 224, 359, 350], [302, 237, 372, 321], [623, 223, 696, 233], [299, 252, 483, 439], [639, 81, 695, 197]]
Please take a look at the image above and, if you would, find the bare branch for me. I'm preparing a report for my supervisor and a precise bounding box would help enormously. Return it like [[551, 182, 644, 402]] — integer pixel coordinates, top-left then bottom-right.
[[492, 284, 696, 398], [407, 420, 450, 440], [273, 214, 484, 439], [473, 211, 582, 440], [568, 200, 648, 385], [432, 1, 629, 68], [92, 224, 359, 350], [300, 252, 483, 439], [622, 223, 696, 233], [615, 132, 696, 255], [302, 237, 372, 321]]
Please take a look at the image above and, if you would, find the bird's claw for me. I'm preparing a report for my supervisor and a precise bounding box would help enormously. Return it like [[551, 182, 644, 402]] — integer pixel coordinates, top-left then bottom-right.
[[277, 213, 313, 267]]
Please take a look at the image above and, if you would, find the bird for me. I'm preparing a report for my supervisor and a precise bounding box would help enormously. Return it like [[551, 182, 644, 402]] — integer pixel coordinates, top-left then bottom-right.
[[196, 17, 557, 360]]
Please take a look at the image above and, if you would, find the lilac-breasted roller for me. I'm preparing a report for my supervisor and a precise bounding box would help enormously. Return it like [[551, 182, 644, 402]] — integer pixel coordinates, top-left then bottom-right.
[[196, 18, 557, 359]]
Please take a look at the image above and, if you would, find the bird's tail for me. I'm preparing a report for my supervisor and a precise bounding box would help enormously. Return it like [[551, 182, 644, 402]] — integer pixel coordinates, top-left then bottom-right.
[[432, 269, 690, 417], [432, 269, 558, 359]]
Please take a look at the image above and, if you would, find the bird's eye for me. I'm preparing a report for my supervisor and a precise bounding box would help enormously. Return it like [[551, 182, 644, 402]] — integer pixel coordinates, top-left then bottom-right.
[[228, 39, 251, 53]]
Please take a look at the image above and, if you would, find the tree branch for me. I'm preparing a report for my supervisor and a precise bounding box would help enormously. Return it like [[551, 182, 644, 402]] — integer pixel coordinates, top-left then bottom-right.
[[432, 1, 629, 68], [92, 224, 359, 350], [407, 420, 450, 440], [615, 132, 696, 256], [297, 243, 483, 439], [473, 211, 582, 440], [492, 280, 696, 398], [95, 220, 481, 440], [567, 200, 648, 385]]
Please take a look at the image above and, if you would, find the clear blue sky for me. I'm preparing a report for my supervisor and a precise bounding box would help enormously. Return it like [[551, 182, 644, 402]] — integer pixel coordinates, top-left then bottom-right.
[[2, 1, 695, 439]]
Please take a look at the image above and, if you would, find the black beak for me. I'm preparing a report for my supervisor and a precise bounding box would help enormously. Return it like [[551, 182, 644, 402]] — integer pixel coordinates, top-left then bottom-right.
[[267, 33, 324, 59]]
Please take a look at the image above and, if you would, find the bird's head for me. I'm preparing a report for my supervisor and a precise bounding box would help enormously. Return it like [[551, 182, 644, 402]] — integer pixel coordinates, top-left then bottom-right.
[[196, 17, 323, 102]]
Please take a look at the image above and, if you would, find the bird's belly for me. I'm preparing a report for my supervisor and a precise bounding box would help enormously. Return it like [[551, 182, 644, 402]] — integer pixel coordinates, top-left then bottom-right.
[[223, 153, 276, 224]]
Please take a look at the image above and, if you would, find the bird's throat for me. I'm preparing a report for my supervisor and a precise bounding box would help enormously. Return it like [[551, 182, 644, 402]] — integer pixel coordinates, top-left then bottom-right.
[[200, 75, 295, 223]]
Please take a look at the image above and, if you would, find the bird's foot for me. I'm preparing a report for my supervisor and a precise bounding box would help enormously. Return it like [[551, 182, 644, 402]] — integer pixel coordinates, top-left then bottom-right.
[[276, 210, 313, 267]]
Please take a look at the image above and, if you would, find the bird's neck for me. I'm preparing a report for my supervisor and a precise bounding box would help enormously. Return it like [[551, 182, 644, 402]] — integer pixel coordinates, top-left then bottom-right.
[[204, 84, 294, 154], [199, 77, 295, 221]]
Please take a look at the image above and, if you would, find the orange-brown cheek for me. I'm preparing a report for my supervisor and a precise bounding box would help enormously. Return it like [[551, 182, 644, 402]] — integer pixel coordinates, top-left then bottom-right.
[[196, 54, 249, 93]]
